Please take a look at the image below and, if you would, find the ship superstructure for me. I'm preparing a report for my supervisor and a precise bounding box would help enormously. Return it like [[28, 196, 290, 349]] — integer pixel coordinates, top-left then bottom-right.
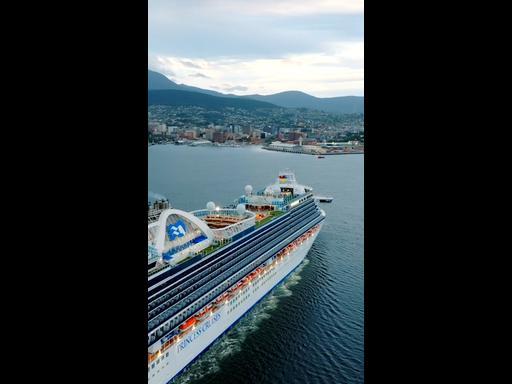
[[147, 171, 326, 383]]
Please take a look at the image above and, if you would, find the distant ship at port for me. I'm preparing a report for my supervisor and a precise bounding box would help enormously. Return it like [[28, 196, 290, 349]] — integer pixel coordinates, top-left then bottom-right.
[[314, 196, 333, 203], [147, 171, 325, 384]]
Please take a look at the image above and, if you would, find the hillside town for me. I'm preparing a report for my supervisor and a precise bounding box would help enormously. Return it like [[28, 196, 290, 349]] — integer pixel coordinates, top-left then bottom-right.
[[148, 105, 364, 152]]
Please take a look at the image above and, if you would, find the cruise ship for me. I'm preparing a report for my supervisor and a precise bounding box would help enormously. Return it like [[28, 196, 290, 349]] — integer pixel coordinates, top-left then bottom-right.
[[147, 171, 326, 383]]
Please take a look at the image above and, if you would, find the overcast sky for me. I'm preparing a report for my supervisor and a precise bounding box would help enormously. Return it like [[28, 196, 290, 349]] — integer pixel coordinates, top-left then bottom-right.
[[148, 0, 364, 97]]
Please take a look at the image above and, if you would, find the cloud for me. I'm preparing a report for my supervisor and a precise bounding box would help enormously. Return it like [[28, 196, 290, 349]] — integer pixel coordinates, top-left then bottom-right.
[[218, 0, 364, 15], [148, 1, 364, 97], [149, 49, 363, 97], [189, 72, 211, 79], [180, 59, 203, 69], [150, 1, 363, 17], [222, 85, 248, 92], [149, 2, 363, 58]]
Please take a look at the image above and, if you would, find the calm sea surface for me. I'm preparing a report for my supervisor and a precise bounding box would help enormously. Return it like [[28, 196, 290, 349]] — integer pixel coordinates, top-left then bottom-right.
[[149, 145, 364, 384]]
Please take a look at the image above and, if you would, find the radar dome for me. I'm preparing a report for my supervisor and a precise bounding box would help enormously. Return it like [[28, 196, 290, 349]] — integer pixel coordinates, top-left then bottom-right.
[[206, 201, 215, 211], [236, 204, 246, 215], [244, 185, 253, 195]]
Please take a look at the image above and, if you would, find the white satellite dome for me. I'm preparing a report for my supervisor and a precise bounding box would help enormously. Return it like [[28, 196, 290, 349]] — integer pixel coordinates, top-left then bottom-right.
[[236, 203, 246, 215], [244, 185, 253, 195], [206, 201, 215, 211]]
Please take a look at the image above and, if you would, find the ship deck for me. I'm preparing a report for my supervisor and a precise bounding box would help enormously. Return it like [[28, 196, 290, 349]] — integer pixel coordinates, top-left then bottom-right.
[[202, 214, 243, 229], [148, 208, 287, 278]]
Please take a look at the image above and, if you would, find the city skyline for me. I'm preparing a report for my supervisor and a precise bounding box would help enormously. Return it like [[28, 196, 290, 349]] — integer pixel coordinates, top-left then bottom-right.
[[148, 0, 364, 98]]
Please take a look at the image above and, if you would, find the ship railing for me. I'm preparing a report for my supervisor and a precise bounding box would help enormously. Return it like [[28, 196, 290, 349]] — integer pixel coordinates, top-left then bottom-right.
[[148, 263, 170, 277], [148, 200, 315, 305], [147, 212, 313, 327], [147, 205, 322, 334], [148, 212, 325, 344], [147, 199, 314, 310], [149, 199, 314, 289], [191, 208, 253, 219]]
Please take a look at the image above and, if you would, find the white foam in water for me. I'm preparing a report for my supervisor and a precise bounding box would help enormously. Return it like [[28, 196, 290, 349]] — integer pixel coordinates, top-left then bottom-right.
[[174, 259, 309, 384]]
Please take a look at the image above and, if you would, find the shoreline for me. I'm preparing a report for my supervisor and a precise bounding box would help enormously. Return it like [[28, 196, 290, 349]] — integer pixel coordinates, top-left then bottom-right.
[[149, 143, 364, 155], [261, 147, 364, 155]]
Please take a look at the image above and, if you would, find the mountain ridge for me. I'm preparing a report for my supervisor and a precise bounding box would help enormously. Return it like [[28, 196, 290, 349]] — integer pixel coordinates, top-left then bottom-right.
[[148, 89, 279, 110], [148, 69, 363, 114], [148, 70, 235, 98]]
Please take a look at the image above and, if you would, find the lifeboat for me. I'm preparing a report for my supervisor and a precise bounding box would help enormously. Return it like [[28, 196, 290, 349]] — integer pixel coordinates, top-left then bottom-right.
[[179, 316, 197, 331], [195, 307, 211, 321], [216, 299, 227, 307], [161, 337, 176, 352], [232, 285, 241, 294]]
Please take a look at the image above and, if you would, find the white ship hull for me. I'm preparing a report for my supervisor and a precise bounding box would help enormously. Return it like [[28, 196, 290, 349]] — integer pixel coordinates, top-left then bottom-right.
[[148, 225, 322, 384]]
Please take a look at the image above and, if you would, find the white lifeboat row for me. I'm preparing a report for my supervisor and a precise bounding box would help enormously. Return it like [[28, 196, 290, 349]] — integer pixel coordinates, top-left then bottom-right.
[[275, 224, 320, 261]]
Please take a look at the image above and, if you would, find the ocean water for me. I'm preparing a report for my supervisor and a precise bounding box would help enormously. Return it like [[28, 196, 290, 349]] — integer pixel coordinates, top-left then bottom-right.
[[149, 145, 364, 384]]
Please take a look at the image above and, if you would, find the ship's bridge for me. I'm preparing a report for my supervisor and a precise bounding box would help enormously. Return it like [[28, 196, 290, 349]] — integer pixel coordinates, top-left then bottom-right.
[[263, 170, 311, 197], [238, 170, 313, 212]]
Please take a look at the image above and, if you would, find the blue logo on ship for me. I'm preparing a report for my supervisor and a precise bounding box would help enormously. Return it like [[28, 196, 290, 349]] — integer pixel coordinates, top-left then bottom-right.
[[167, 220, 187, 240]]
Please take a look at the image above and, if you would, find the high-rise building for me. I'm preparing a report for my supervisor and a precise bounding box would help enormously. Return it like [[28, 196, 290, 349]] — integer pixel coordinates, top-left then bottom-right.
[[205, 129, 215, 141], [212, 131, 225, 143], [288, 132, 303, 141], [183, 130, 196, 140]]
